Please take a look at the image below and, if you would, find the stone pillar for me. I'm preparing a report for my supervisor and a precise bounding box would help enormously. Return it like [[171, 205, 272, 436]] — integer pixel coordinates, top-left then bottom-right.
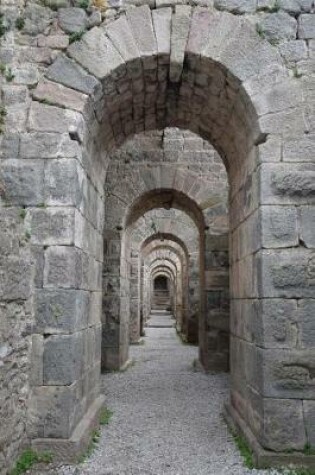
[[205, 233, 229, 372], [102, 230, 129, 370], [11, 102, 106, 459]]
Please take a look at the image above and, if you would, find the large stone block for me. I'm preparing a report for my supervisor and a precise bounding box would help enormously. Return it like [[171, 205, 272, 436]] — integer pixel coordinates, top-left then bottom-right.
[[214, 0, 256, 13], [259, 163, 315, 205], [283, 134, 315, 163], [0, 159, 44, 206], [230, 298, 299, 349], [20, 132, 81, 160], [0, 257, 33, 300], [126, 6, 157, 61], [170, 5, 191, 83], [258, 249, 315, 298], [32, 80, 88, 114], [261, 398, 306, 451], [298, 299, 315, 348], [44, 246, 82, 289], [260, 205, 298, 248], [298, 13, 315, 39], [259, 11, 297, 41], [28, 102, 80, 134], [300, 206, 315, 248], [58, 7, 87, 34], [106, 15, 141, 78], [35, 289, 89, 333], [261, 347, 315, 399], [43, 333, 83, 385], [26, 207, 75, 246], [45, 159, 83, 207], [68, 27, 125, 81], [304, 401, 315, 446], [152, 8, 172, 63], [46, 54, 101, 97], [28, 385, 77, 438]]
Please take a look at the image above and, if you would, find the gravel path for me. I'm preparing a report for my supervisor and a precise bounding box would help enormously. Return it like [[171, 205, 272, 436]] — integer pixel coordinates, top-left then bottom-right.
[[32, 313, 283, 475]]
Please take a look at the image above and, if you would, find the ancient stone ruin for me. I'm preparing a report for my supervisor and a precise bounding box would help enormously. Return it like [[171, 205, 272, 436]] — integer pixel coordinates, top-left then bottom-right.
[[0, 0, 314, 472]]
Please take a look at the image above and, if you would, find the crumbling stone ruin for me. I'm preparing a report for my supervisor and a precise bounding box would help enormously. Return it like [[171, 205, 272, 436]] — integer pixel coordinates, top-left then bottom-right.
[[0, 0, 314, 472]]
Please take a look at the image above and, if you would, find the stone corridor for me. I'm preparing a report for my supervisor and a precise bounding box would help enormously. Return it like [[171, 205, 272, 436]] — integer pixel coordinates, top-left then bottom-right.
[[39, 311, 281, 475]]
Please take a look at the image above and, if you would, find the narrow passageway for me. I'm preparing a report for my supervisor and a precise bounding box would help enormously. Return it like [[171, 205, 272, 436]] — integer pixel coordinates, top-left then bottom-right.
[[52, 312, 278, 475]]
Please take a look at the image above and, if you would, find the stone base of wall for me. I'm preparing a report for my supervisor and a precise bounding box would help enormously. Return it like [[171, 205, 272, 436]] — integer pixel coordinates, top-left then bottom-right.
[[224, 404, 315, 470], [31, 395, 105, 463]]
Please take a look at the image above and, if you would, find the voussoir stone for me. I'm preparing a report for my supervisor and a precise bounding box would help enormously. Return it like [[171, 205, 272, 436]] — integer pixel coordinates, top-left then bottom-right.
[[46, 54, 101, 97]]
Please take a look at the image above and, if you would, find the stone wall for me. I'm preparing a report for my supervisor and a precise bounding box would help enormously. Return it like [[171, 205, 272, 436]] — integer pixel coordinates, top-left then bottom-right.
[[0, 0, 314, 470]]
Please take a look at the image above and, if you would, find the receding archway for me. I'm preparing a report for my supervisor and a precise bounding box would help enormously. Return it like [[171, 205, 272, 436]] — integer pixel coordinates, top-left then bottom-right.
[[6, 5, 310, 467]]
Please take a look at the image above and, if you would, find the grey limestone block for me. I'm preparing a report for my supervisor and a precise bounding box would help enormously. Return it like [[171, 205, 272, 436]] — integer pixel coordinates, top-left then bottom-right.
[[152, 8, 172, 63], [28, 385, 77, 438], [32, 80, 88, 114], [28, 102, 81, 134], [0, 257, 33, 301], [261, 347, 315, 399], [43, 332, 84, 385], [68, 27, 125, 81], [297, 299, 315, 348], [258, 249, 315, 298], [26, 207, 75, 246], [261, 398, 307, 451], [304, 400, 315, 446], [278, 40, 308, 63], [0, 159, 45, 206], [170, 5, 191, 83], [259, 11, 297, 42], [298, 13, 315, 39], [44, 246, 83, 289], [46, 54, 102, 97], [126, 5, 158, 60], [260, 205, 298, 248], [58, 8, 88, 34], [299, 206, 315, 248], [20, 132, 81, 160], [35, 289, 89, 333], [45, 158, 83, 207], [214, 0, 256, 13]]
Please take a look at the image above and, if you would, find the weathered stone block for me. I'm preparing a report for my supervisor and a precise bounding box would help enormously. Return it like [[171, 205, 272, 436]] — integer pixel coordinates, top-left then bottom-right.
[[259, 11, 297, 41], [28, 102, 80, 134], [170, 6, 191, 83], [300, 206, 315, 248], [261, 347, 315, 399], [32, 80, 88, 113], [44, 246, 82, 289], [0, 159, 44, 206], [259, 163, 315, 205], [26, 207, 75, 246], [261, 398, 307, 451], [58, 8, 87, 34], [43, 333, 83, 385], [45, 159, 83, 207], [152, 8, 172, 63], [29, 385, 77, 438], [46, 54, 101, 97], [35, 289, 89, 333], [20, 132, 81, 160], [68, 27, 125, 81], [258, 249, 315, 298], [214, 0, 256, 13], [260, 205, 298, 248], [298, 13, 315, 39], [298, 299, 315, 348], [283, 134, 315, 162], [279, 40, 308, 63], [31, 335, 44, 386], [0, 257, 32, 300], [126, 6, 157, 61], [304, 401, 315, 446]]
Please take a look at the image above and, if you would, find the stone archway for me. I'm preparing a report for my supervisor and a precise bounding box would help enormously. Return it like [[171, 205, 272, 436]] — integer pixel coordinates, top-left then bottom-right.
[[1, 4, 313, 468]]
